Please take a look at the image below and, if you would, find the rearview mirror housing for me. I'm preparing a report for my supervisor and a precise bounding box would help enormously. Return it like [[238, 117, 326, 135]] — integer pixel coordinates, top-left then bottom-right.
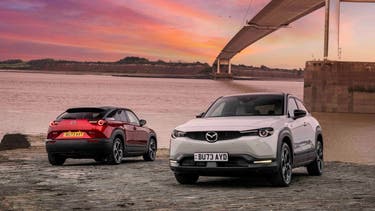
[[139, 119, 147, 126], [293, 109, 307, 119]]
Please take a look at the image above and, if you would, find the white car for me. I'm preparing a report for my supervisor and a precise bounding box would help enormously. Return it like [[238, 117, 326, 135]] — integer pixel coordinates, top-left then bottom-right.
[[169, 93, 323, 186]]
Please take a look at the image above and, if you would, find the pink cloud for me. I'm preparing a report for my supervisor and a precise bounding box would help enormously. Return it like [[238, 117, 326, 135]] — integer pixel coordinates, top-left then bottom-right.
[[0, 0, 374, 67]]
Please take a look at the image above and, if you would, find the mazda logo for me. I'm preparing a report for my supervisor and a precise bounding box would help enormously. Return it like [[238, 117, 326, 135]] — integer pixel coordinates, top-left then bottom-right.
[[205, 131, 218, 143]]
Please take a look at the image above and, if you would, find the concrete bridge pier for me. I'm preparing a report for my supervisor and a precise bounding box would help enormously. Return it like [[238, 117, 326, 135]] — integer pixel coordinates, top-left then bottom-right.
[[212, 58, 233, 80], [304, 60, 375, 113]]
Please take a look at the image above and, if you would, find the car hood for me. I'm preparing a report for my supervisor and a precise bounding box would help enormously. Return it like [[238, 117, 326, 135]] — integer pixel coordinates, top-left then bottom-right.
[[175, 116, 286, 132]]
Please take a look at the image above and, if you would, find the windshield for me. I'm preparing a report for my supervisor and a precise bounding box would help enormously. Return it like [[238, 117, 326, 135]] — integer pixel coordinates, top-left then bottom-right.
[[204, 95, 284, 117], [56, 108, 107, 121]]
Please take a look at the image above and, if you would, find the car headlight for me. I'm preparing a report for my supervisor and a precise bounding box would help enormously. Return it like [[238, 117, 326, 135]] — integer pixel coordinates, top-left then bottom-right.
[[241, 127, 274, 138], [171, 130, 186, 138], [258, 128, 274, 137]]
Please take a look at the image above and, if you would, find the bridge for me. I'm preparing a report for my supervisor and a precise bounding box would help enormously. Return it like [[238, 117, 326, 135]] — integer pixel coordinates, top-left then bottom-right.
[[213, 0, 375, 78], [213, 0, 375, 113]]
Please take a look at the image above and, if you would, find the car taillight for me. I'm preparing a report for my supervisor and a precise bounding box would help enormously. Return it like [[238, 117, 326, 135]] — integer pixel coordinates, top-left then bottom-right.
[[47, 131, 60, 139], [89, 120, 108, 126], [87, 130, 106, 138], [49, 121, 58, 127], [97, 119, 107, 126]]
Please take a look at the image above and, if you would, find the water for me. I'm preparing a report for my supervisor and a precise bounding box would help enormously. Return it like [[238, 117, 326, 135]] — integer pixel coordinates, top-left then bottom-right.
[[0, 71, 302, 145], [1, 71, 374, 164]]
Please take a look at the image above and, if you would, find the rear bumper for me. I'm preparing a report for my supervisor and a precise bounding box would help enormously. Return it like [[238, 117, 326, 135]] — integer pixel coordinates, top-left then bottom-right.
[[170, 154, 278, 176], [45, 138, 112, 158]]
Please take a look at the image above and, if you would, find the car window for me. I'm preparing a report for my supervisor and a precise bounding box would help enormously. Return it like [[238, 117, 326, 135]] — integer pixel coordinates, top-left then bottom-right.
[[205, 95, 284, 117], [57, 108, 106, 121], [119, 110, 128, 122], [113, 110, 123, 121], [107, 110, 123, 121], [106, 110, 116, 119], [288, 98, 298, 118], [295, 99, 309, 113], [209, 102, 226, 117], [126, 110, 140, 125]]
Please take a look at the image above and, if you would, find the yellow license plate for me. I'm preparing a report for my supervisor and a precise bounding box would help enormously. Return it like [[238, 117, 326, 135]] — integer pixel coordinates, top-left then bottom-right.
[[63, 131, 84, 137]]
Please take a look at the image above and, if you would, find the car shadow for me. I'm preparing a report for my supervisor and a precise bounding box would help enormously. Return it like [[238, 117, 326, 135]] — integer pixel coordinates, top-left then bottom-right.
[[181, 170, 310, 188], [196, 176, 273, 188], [61, 158, 146, 166]]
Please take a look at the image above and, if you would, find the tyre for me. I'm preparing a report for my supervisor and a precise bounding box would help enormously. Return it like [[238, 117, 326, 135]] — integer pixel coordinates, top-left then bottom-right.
[[306, 141, 323, 176], [270, 143, 293, 187], [174, 173, 199, 184], [48, 153, 66, 166], [107, 137, 123, 165], [143, 138, 157, 161]]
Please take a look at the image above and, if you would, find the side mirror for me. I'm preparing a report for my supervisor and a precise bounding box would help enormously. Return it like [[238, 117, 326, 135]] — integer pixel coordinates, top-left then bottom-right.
[[139, 119, 147, 126], [196, 112, 205, 118], [293, 109, 306, 119]]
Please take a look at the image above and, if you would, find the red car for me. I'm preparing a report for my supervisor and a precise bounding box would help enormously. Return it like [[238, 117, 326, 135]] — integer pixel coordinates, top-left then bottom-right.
[[46, 107, 157, 165]]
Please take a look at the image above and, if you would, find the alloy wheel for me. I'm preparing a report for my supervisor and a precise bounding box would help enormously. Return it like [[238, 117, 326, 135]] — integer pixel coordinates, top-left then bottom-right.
[[143, 138, 157, 161], [148, 139, 156, 160], [281, 145, 292, 184], [113, 138, 123, 164], [316, 141, 324, 173]]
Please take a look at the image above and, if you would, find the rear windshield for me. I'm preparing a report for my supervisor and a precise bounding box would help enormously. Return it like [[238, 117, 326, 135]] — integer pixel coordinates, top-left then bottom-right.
[[56, 108, 107, 121]]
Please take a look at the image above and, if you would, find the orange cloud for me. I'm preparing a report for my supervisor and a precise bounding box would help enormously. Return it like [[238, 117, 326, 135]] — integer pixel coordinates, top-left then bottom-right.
[[1, 0, 374, 68]]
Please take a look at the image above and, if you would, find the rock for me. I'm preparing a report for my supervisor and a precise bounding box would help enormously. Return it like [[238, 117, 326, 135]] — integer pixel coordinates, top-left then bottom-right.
[[0, 133, 30, 150]]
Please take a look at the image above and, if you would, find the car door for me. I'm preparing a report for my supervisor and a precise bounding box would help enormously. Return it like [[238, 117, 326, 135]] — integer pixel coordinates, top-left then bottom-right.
[[118, 110, 137, 152], [295, 99, 315, 153], [125, 110, 148, 152], [287, 97, 306, 155], [108, 110, 137, 151]]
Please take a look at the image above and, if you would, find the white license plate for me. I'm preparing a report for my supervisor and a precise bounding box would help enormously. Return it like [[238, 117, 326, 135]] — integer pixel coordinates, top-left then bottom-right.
[[194, 153, 228, 162]]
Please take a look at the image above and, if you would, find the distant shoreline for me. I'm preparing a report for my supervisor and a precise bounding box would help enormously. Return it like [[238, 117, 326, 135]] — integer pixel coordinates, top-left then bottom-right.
[[0, 69, 303, 82], [0, 56, 304, 81]]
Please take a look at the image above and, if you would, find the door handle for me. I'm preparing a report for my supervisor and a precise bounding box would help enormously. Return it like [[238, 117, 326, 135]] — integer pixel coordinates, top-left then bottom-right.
[[303, 122, 307, 126], [133, 126, 137, 130]]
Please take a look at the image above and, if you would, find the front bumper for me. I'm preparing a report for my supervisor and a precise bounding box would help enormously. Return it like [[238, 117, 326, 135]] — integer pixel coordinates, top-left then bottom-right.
[[170, 135, 278, 161], [45, 138, 112, 158], [170, 154, 278, 176]]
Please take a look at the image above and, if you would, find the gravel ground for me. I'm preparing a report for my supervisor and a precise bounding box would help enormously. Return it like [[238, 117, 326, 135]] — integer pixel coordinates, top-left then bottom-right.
[[0, 147, 374, 210]]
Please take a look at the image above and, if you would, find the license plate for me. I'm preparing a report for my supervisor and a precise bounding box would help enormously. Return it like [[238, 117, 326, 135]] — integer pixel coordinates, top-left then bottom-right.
[[63, 131, 84, 137], [194, 153, 228, 162]]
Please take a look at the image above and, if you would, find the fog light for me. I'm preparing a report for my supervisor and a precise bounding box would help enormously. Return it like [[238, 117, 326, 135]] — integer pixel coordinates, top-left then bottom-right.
[[170, 160, 179, 167], [253, 160, 272, 164]]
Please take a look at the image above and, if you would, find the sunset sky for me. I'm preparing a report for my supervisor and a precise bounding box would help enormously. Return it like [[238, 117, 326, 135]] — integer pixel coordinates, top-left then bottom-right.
[[0, 0, 374, 68]]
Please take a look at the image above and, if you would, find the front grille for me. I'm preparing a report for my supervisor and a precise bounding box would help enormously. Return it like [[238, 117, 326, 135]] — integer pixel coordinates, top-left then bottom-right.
[[185, 131, 243, 141], [179, 156, 250, 168]]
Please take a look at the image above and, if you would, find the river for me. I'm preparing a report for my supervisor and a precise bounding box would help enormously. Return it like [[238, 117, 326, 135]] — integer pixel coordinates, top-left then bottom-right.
[[0, 71, 374, 164]]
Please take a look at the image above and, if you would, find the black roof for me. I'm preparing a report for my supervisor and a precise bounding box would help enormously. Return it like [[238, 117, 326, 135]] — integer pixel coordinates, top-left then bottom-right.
[[65, 106, 128, 113]]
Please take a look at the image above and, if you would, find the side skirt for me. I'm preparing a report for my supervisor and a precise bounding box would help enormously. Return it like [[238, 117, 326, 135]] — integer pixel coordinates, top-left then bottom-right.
[[125, 144, 147, 156], [293, 149, 315, 167]]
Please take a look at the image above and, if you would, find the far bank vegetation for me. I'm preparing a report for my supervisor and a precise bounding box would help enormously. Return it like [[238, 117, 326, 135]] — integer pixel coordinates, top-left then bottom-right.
[[0, 56, 303, 79]]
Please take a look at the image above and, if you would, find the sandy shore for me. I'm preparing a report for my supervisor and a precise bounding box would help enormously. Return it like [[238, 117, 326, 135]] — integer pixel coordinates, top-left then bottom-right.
[[0, 145, 374, 210]]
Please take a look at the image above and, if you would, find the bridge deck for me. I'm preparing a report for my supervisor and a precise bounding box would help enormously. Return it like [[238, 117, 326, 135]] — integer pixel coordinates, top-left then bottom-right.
[[216, 0, 325, 62]]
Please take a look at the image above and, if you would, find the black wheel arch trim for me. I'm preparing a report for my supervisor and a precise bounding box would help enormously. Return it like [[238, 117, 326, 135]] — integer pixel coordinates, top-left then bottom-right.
[[111, 129, 126, 149], [277, 127, 294, 165], [315, 126, 323, 146], [315, 126, 323, 156], [148, 133, 158, 149]]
